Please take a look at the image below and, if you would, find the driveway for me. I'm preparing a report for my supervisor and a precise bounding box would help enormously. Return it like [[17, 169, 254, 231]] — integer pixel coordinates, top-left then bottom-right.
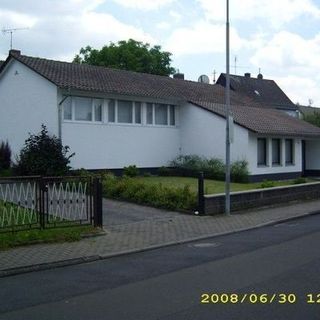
[[103, 198, 186, 227]]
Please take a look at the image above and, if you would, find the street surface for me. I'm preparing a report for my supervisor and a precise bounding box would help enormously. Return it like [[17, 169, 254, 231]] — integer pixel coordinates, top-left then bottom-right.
[[1, 214, 320, 319]]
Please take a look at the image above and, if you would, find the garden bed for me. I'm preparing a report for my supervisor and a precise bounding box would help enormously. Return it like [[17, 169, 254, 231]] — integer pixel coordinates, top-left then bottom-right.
[[102, 175, 311, 212]]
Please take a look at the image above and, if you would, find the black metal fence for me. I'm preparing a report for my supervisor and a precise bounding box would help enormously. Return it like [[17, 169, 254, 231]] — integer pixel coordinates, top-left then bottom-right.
[[0, 176, 103, 233]]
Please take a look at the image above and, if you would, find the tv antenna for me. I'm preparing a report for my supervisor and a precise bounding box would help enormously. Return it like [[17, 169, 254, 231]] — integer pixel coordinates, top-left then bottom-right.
[[2, 27, 29, 50], [230, 55, 249, 75]]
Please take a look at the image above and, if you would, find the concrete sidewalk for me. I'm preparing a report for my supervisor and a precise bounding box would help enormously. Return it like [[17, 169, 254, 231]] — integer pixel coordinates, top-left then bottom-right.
[[1, 199, 320, 277]]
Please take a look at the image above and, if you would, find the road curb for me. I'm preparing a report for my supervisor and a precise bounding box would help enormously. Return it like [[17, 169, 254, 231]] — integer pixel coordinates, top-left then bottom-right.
[[1, 210, 320, 278]]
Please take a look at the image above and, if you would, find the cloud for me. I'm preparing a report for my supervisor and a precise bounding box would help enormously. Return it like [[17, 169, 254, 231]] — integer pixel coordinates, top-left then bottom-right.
[[0, 0, 104, 15], [0, 0, 154, 61], [251, 31, 320, 75], [276, 75, 319, 106], [197, 0, 320, 28], [111, 0, 175, 11], [0, 9, 38, 29], [165, 21, 247, 55], [250, 31, 320, 105], [156, 21, 171, 30], [169, 10, 182, 22]]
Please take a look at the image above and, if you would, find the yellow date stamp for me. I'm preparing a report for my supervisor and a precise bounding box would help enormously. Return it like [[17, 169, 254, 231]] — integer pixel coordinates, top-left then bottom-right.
[[200, 293, 297, 304]]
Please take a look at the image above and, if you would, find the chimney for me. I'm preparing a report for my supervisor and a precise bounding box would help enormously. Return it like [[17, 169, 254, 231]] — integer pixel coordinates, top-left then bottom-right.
[[9, 49, 21, 56], [257, 73, 263, 79], [173, 73, 184, 80], [244, 72, 251, 78]]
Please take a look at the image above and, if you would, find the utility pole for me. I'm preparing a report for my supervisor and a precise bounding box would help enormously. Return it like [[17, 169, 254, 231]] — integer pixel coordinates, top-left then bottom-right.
[[2, 27, 28, 50], [225, 0, 231, 215]]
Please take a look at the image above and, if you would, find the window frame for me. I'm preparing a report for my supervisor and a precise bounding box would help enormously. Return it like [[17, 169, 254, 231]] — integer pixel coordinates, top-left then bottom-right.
[[257, 138, 267, 166], [272, 138, 281, 166], [146, 103, 176, 127], [285, 139, 294, 165], [63, 97, 177, 127], [63, 96, 103, 123]]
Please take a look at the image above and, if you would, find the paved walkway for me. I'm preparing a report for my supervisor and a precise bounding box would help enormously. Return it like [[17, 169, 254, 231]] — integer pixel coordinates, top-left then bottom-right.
[[1, 198, 320, 276]]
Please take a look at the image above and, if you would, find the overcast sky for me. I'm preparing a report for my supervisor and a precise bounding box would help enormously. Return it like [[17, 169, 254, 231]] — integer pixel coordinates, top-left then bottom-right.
[[1, 0, 319, 106]]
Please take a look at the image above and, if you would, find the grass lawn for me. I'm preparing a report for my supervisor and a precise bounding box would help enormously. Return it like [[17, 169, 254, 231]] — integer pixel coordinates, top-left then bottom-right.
[[0, 201, 99, 250], [0, 225, 97, 250], [132, 176, 311, 195]]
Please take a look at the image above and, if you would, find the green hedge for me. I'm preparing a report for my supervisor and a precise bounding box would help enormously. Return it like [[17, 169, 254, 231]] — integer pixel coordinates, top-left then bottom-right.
[[102, 174, 197, 211]]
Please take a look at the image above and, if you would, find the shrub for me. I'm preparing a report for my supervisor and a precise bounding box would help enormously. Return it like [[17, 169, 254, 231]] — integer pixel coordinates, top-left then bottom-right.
[[14, 125, 74, 176], [143, 172, 152, 177], [292, 177, 307, 184], [0, 168, 14, 177], [0, 141, 12, 170], [158, 166, 172, 176], [123, 165, 139, 177], [260, 180, 275, 188], [203, 158, 225, 180], [103, 175, 197, 211], [170, 154, 205, 171], [169, 155, 249, 183], [231, 160, 249, 183]]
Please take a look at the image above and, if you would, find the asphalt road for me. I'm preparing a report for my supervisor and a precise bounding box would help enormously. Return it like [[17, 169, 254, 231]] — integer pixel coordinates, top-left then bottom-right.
[[2, 214, 320, 320]]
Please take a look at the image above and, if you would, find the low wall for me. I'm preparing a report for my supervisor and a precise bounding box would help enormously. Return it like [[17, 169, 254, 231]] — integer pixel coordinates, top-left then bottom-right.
[[204, 182, 320, 215]]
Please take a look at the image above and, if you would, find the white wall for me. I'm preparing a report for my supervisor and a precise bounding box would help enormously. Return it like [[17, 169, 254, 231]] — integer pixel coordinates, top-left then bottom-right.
[[179, 103, 303, 176], [0, 59, 58, 156], [62, 122, 180, 169], [305, 140, 320, 170], [179, 103, 249, 162], [247, 133, 302, 175]]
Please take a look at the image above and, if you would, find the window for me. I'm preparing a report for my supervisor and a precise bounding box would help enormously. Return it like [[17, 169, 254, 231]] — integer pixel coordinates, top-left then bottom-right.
[[169, 105, 175, 126], [108, 99, 115, 123], [63, 97, 72, 120], [74, 97, 92, 121], [118, 100, 133, 123], [94, 99, 103, 122], [285, 139, 294, 164], [257, 138, 267, 166], [272, 139, 281, 165], [147, 103, 153, 124], [155, 104, 168, 125], [135, 102, 141, 124]]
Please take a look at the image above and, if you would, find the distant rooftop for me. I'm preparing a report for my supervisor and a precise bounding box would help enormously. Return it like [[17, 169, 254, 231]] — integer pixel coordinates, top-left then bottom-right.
[[216, 73, 297, 111]]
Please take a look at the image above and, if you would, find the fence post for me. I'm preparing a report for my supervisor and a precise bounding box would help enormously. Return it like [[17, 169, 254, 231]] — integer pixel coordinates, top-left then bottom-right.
[[38, 178, 45, 229], [93, 177, 103, 228], [198, 172, 205, 215]]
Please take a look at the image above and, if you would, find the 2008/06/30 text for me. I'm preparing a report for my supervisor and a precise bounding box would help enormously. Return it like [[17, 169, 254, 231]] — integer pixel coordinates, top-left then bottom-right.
[[200, 293, 320, 304]]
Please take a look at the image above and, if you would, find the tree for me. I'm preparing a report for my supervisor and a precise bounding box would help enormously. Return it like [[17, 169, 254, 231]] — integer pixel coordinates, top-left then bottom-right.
[[15, 125, 74, 176], [73, 39, 176, 76], [303, 111, 320, 127], [0, 141, 11, 170]]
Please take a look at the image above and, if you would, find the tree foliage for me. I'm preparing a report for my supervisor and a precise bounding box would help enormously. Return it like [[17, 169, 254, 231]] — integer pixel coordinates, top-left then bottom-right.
[[0, 141, 11, 170], [73, 39, 176, 76], [15, 125, 74, 176], [303, 111, 320, 127]]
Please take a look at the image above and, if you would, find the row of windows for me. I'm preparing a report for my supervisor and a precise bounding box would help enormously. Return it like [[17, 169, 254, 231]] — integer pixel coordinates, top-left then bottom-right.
[[63, 97, 176, 126], [257, 138, 294, 166]]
